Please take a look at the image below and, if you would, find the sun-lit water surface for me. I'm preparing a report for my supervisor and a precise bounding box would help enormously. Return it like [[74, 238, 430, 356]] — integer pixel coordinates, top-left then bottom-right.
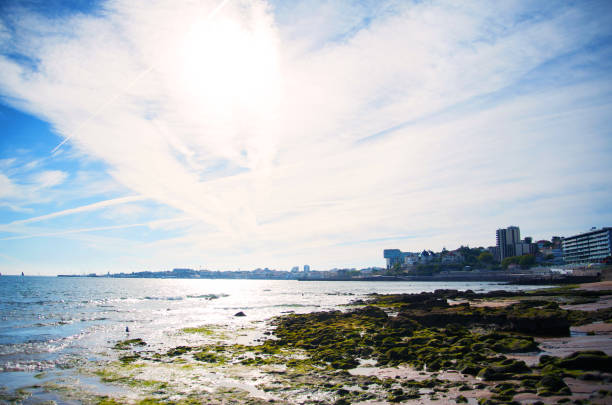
[[0, 276, 543, 400]]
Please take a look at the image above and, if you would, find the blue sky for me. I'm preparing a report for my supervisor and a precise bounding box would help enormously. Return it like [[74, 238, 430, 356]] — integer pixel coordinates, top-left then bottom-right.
[[0, 0, 611, 275]]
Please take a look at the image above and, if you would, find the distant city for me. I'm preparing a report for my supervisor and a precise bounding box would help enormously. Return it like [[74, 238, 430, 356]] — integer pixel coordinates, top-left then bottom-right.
[[58, 226, 612, 282], [383, 226, 611, 272]]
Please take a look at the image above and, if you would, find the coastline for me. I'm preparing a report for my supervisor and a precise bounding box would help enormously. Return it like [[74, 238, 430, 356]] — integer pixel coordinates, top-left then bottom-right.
[[2, 281, 611, 404]]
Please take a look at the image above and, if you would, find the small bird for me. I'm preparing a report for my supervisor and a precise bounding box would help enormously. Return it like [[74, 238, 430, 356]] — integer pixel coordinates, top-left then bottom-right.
[[125, 326, 130, 333]]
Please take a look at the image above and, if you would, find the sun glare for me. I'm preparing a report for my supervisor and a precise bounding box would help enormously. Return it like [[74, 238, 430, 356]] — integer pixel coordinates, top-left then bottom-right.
[[178, 13, 280, 116]]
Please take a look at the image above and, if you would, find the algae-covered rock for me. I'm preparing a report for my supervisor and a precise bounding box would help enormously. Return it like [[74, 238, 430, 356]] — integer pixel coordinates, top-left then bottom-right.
[[536, 375, 571, 396], [166, 346, 192, 357], [477, 359, 530, 381], [461, 365, 482, 376], [558, 350, 612, 372], [113, 338, 146, 350], [505, 302, 570, 336], [119, 354, 140, 364], [490, 336, 539, 353]]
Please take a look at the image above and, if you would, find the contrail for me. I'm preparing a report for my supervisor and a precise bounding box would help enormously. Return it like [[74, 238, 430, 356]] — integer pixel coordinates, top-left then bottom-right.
[[2, 195, 146, 226], [0, 217, 191, 241], [51, 67, 154, 154], [51, 0, 232, 154]]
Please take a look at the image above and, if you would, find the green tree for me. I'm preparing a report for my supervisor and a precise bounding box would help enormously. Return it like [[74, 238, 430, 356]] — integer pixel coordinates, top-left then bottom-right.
[[501, 256, 519, 269], [388, 262, 403, 275], [519, 255, 536, 269], [477, 251, 494, 265]]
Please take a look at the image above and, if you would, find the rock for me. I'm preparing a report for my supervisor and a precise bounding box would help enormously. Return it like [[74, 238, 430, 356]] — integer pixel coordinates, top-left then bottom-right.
[[558, 350, 612, 372], [234, 311, 246, 317], [353, 305, 388, 319], [461, 365, 482, 376], [536, 375, 571, 396]]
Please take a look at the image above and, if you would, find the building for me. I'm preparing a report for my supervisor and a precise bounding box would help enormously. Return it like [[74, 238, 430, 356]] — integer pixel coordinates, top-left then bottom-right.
[[303, 265, 310, 272], [562, 227, 612, 264], [496, 226, 521, 260], [495, 226, 536, 261], [487, 246, 500, 261], [384, 249, 441, 268], [383, 249, 404, 269]]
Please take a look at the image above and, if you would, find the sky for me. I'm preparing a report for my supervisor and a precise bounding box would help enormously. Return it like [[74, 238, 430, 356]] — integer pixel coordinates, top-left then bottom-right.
[[0, 0, 611, 275]]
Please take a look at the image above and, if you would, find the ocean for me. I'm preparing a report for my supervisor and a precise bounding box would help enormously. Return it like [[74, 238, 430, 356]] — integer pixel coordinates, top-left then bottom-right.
[[0, 276, 541, 403]]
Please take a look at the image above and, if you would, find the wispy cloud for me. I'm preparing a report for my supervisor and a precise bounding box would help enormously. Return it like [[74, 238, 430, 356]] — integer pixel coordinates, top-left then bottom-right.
[[0, 216, 189, 241], [3, 195, 145, 226], [0, 0, 611, 271]]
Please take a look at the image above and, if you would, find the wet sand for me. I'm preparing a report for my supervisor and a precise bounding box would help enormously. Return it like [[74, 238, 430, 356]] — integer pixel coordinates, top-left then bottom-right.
[[576, 280, 612, 291]]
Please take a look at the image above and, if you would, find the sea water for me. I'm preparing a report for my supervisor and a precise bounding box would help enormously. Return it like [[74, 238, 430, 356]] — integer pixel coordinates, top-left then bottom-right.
[[0, 276, 540, 402]]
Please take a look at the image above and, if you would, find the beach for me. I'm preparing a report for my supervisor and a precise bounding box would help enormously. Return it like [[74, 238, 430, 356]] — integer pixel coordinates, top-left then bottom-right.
[[1, 278, 610, 404]]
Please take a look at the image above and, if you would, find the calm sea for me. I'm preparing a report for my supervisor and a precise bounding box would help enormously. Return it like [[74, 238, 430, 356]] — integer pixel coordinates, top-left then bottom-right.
[[0, 276, 540, 402]]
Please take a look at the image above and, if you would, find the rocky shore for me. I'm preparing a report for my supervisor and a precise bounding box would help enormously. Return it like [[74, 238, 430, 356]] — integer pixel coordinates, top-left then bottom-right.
[[5, 283, 612, 404]]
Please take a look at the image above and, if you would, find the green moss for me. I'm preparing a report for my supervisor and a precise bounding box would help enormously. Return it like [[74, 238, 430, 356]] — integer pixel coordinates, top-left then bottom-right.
[[536, 375, 571, 396], [113, 338, 147, 350], [97, 397, 124, 405], [181, 325, 215, 334], [193, 350, 225, 363], [120, 353, 141, 364], [166, 346, 192, 357]]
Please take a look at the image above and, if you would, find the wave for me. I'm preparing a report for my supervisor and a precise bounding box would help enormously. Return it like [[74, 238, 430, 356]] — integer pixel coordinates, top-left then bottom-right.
[[143, 296, 183, 301], [141, 293, 229, 301], [2, 359, 57, 372], [186, 293, 229, 300]]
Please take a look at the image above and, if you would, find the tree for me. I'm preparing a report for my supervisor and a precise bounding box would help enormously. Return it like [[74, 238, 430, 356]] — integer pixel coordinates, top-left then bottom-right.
[[477, 251, 494, 265], [519, 255, 536, 269], [501, 256, 519, 269], [388, 262, 403, 275]]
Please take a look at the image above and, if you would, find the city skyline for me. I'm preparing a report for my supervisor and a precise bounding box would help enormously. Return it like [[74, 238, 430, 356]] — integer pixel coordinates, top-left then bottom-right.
[[1, 1, 612, 275]]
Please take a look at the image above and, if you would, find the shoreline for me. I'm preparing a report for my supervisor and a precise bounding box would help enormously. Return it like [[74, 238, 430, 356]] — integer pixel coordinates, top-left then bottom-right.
[[2, 282, 611, 404]]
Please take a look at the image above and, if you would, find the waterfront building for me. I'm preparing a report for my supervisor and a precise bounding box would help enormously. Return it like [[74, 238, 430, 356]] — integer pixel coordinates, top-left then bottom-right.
[[303, 265, 310, 272], [383, 249, 404, 269], [562, 227, 612, 264], [496, 226, 521, 260], [487, 246, 500, 261], [495, 226, 536, 261], [383, 249, 440, 268]]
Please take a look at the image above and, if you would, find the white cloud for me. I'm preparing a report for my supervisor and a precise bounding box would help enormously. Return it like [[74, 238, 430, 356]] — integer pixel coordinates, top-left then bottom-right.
[[30, 169, 68, 188], [0, 0, 611, 270], [0, 173, 21, 199]]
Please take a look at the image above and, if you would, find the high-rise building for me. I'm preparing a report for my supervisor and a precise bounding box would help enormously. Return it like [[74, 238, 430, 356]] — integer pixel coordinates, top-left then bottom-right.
[[496, 226, 520, 261], [495, 226, 536, 261], [303, 265, 310, 272], [562, 228, 612, 264]]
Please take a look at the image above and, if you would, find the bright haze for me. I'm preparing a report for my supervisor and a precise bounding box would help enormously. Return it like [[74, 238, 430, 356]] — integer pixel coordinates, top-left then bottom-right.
[[0, 0, 611, 275]]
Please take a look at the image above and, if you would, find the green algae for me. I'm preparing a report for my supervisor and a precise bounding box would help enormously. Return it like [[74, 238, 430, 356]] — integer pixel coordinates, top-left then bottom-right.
[[181, 326, 215, 335], [95, 368, 166, 390], [166, 346, 192, 357], [192, 350, 226, 364], [538, 350, 612, 379], [456, 394, 468, 403], [114, 338, 147, 350], [97, 397, 124, 405], [86, 288, 612, 405]]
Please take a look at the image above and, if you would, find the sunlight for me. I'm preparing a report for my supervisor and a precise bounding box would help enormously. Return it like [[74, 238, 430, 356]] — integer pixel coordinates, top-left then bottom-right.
[[178, 13, 280, 117]]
